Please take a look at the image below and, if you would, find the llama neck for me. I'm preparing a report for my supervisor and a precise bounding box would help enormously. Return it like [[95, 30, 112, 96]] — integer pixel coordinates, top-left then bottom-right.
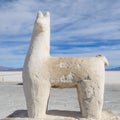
[[29, 28, 50, 58]]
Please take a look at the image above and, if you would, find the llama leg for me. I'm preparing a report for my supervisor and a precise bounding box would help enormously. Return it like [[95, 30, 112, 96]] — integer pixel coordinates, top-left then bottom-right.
[[25, 79, 51, 118], [77, 78, 104, 119]]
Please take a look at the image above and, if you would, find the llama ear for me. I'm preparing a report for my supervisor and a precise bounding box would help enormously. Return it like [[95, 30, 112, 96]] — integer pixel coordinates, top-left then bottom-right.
[[45, 12, 50, 17], [37, 11, 43, 18]]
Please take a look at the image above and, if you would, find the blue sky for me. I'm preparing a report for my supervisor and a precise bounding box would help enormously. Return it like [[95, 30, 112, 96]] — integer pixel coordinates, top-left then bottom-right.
[[0, 0, 120, 68]]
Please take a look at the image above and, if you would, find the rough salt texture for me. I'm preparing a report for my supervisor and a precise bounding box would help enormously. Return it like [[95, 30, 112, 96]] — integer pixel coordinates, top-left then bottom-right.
[[22, 11, 109, 120], [2, 111, 120, 120]]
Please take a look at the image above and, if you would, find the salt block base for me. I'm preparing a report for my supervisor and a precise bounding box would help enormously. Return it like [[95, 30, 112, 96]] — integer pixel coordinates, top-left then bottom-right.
[[2, 110, 120, 120]]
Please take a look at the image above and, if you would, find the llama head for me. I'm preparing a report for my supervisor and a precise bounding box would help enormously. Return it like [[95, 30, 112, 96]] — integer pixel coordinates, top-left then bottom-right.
[[34, 11, 50, 32]]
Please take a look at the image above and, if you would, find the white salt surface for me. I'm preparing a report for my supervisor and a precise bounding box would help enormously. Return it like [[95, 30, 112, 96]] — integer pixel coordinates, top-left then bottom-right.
[[0, 71, 120, 84], [105, 71, 120, 84], [0, 72, 22, 83], [0, 71, 120, 119]]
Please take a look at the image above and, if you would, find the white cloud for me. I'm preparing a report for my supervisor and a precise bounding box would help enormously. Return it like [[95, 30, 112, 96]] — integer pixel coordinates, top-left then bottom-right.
[[0, 0, 120, 68]]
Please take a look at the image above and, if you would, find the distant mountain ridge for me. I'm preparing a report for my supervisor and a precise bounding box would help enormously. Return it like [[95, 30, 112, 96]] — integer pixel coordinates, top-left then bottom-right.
[[106, 67, 120, 71], [0, 66, 120, 71], [0, 66, 22, 71]]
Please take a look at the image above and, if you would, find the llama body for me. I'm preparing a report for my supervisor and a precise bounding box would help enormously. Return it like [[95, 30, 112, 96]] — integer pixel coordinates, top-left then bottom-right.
[[23, 12, 109, 119]]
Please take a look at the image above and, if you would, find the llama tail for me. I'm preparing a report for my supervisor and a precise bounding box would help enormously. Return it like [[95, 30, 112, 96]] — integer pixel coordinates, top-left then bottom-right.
[[96, 54, 109, 66]]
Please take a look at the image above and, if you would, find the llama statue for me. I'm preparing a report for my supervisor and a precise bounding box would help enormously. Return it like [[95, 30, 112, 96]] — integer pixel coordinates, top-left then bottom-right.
[[23, 11, 109, 119]]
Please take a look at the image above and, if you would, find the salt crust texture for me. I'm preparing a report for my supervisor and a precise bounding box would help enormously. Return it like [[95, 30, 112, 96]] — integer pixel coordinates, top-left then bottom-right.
[[22, 11, 111, 120], [2, 111, 120, 120]]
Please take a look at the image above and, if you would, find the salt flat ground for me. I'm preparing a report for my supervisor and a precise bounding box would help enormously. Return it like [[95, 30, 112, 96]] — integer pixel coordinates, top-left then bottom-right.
[[0, 71, 120, 84], [0, 72, 22, 83], [0, 71, 120, 119]]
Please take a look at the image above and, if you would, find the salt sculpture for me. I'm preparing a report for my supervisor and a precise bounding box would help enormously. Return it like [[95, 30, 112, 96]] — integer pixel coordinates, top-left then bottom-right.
[[23, 11, 109, 120]]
